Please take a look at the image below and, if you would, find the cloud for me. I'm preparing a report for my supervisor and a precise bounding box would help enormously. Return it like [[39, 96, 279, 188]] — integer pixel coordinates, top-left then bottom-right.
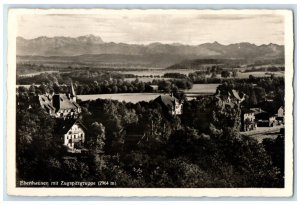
[[197, 14, 256, 20], [16, 12, 285, 45]]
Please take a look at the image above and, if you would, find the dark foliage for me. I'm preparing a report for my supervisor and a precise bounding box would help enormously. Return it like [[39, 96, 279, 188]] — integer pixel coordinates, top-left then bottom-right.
[[16, 85, 284, 187]]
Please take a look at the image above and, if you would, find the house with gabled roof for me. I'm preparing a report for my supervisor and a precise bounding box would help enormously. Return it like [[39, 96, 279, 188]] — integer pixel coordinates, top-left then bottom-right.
[[250, 108, 277, 127], [56, 119, 87, 153], [153, 94, 183, 116], [241, 108, 257, 132], [38, 83, 81, 118], [38, 94, 56, 115], [52, 93, 81, 118]]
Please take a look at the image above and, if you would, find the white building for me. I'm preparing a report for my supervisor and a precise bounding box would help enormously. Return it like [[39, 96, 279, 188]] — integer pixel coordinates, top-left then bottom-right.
[[57, 119, 87, 153]]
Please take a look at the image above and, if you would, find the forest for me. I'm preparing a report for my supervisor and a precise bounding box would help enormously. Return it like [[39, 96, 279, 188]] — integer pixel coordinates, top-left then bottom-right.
[[16, 77, 284, 187]]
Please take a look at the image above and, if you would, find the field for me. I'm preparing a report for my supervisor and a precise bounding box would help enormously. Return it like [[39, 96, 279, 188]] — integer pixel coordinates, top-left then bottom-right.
[[237, 71, 284, 79], [78, 93, 161, 103], [120, 69, 284, 79], [184, 84, 220, 94], [119, 69, 200, 76], [18, 71, 59, 77], [77, 83, 219, 103]]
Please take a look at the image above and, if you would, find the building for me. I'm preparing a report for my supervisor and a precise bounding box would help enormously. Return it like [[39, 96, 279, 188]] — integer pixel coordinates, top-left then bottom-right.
[[146, 84, 159, 92], [56, 119, 87, 153], [229, 89, 246, 103], [277, 106, 285, 124], [38, 94, 56, 115], [52, 93, 81, 118], [241, 108, 257, 132], [154, 94, 183, 116], [215, 88, 246, 108], [252, 109, 277, 127], [38, 83, 81, 118]]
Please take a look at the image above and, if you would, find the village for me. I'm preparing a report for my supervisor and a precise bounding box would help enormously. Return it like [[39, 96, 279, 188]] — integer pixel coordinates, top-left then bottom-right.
[[26, 80, 285, 155]]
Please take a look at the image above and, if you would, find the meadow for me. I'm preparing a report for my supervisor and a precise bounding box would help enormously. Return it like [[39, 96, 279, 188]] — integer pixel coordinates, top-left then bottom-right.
[[77, 83, 220, 103], [78, 93, 161, 103]]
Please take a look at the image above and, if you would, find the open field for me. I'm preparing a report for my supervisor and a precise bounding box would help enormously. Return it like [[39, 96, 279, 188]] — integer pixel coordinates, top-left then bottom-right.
[[124, 77, 171, 82], [119, 69, 200, 76], [237, 71, 284, 79], [77, 83, 219, 103], [184, 84, 220, 94], [120, 70, 284, 79], [78, 93, 161, 103], [18, 71, 59, 77]]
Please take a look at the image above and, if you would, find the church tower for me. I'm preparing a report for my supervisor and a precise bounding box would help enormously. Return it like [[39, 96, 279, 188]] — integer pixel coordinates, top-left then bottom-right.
[[70, 81, 77, 102]]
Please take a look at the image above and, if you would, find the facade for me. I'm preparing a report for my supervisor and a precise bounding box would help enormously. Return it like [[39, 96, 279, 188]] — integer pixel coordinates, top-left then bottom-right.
[[250, 108, 276, 127], [241, 108, 257, 132], [37, 83, 87, 153], [254, 111, 277, 127], [154, 94, 183, 116], [57, 119, 87, 153], [277, 106, 285, 124], [215, 89, 246, 108], [278, 106, 284, 117]]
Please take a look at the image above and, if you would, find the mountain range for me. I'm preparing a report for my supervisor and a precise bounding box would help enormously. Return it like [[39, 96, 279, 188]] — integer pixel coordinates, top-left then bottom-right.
[[17, 35, 284, 67]]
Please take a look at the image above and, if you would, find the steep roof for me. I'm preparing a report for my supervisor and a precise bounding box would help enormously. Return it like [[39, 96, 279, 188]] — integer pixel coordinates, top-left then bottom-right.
[[230, 89, 242, 101], [250, 108, 267, 115], [70, 82, 76, 97], [241, 108, 255, 114], [56, 119, 87, 135], [38, 94, 55, 111], [55, 94, 80, 111], [255, 112, 274, 120], [154, 95, 177, 109]]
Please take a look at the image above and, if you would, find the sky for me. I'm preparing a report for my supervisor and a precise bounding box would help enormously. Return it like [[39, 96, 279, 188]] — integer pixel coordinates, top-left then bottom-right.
[[16, 10, 285, 45]]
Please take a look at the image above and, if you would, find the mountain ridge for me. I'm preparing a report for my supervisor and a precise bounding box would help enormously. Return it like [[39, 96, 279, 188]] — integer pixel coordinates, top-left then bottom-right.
[[17, 35, 284, 67]]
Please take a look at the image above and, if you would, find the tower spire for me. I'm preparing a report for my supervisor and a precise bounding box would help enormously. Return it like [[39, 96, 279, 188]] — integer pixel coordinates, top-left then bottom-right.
[[70, 81, 77, 102], [70, 81, 76, 97]]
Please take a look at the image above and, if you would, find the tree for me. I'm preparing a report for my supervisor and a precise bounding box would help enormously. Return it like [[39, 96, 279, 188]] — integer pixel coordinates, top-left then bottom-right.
[[232, 69, 238, 78], [249, 89, 258, 106], [158, 80, 172, 93], [38, 84, 46, 94], [221, 70, 230, 78], [211, 72, 217, 78], [112, 85, 118, 93], [254, 87, 266, 103], [29, 84, 36, 93], [53, 82, 61, 93], [88, 122, 106, 153], [249, 75, 255, 81]]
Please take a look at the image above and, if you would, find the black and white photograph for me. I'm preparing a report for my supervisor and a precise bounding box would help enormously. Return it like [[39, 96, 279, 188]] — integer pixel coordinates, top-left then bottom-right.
[[6, 8, 294, 197]]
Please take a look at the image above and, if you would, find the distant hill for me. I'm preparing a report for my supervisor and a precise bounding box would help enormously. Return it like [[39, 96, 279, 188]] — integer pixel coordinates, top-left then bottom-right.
[[166, 58, 285, 70], [17, 35, 284, 67]]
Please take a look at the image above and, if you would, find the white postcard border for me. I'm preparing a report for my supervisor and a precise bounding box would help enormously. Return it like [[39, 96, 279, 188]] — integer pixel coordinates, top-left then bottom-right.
[[6, 8, 294, 197]]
